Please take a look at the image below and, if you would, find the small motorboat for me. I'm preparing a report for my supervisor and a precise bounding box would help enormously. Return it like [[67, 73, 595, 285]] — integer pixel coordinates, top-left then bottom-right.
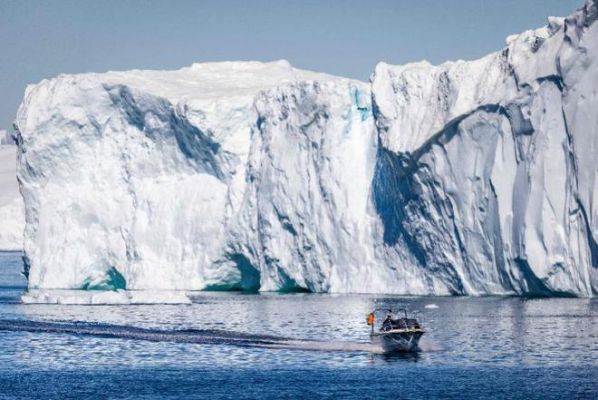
[[367, 307, 425, 353]]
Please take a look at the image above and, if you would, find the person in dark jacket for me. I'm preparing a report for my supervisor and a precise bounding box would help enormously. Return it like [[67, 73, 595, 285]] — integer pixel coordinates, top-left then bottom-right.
[[382, 314, 394, 331]]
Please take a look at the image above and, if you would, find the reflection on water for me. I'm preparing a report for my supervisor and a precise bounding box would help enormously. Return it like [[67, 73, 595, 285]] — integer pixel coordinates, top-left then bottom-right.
[[376, 351, 421, 363], [0, 252, 597, 398]]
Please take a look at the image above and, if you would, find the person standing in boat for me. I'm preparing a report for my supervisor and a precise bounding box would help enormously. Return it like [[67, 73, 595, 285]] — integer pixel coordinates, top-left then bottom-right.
[[382, 314, 393, 331], [367, 312, 375, 334]]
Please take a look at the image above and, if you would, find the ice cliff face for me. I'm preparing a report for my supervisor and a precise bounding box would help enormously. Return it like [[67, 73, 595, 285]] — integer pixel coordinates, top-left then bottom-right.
[[14, 1, 598, 298], [0, 143, 25, 250], [371, 1, 598, 296], [15, 60, 378, 293]]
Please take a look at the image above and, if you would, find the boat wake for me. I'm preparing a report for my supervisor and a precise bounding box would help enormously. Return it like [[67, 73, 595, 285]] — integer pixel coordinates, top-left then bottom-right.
[[0, 319, 379, 353], [417, 336, 444, 352]]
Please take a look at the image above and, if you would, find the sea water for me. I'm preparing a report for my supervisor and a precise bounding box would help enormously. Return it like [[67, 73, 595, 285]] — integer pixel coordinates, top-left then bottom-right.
[[0, 251, 596, 399]]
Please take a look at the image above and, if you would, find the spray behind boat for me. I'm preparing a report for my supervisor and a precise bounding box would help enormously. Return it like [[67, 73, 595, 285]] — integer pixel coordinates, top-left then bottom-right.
[[366, 307, 425, 353]]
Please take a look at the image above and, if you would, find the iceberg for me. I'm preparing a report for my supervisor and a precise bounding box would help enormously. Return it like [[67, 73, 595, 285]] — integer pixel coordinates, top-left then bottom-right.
[[370, 1, 598, 296], [13, 1, 598, 299], [15, 60, 378, 294]]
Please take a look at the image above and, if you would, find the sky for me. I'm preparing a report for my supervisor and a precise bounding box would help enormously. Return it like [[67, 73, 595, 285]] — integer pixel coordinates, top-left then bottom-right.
[[0, 0, 582, 130]]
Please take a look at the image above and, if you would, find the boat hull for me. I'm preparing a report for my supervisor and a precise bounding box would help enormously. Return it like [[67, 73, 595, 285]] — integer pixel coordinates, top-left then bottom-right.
[[371, 330, 424, 353]]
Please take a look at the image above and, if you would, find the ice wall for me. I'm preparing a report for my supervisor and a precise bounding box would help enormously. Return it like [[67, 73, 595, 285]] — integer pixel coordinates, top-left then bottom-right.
[[371, 0, 598, 296], [15, 61, 377, 293]]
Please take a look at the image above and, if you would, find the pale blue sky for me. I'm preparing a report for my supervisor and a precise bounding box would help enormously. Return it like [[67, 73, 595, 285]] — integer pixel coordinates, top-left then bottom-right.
[[0, 0, 581, 130]]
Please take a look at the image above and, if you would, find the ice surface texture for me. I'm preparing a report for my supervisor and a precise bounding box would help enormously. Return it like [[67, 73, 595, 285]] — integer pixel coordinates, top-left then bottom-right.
[[14, 2, 598, 297]]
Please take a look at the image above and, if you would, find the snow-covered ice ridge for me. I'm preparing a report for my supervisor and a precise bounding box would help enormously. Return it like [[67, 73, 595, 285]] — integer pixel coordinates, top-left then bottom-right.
[[14, 1, 598, 299]]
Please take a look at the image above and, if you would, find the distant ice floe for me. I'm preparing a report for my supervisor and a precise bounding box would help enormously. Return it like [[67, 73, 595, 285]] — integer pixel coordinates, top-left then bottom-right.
[[21, 290, 191, 305], [0, 144, 24, 251]]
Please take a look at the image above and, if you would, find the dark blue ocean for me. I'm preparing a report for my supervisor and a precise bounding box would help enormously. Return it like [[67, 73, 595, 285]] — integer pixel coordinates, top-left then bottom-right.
[[0, 251, 596, 399]]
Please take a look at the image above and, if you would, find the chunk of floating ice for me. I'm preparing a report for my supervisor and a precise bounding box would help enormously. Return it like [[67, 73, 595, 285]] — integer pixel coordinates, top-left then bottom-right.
[[424, 304, 439, 309], [21, 289, 192, 305]]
